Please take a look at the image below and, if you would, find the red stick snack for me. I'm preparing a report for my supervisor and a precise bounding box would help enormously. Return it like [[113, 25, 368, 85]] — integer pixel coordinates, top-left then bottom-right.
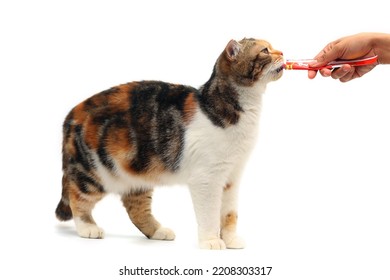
[[284, 55, 378, 70]]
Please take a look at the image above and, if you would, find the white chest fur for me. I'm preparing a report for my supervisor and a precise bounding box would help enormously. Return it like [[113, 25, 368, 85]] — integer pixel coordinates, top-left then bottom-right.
[[180, 85, 264, 185]]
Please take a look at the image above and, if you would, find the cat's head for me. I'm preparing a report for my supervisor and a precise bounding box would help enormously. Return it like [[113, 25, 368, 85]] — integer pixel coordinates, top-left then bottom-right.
[[218, 38, 284, 86]]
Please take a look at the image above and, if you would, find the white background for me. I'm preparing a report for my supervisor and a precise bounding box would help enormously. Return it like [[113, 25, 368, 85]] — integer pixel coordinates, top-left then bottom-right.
[[1, 1, 389, 279]]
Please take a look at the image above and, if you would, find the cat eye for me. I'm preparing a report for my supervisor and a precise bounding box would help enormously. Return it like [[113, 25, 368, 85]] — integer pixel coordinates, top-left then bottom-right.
[[261, 48, 269, 54]]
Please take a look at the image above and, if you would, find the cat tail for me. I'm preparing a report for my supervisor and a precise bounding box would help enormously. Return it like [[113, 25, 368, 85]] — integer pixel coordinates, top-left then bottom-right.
[[56, 199, 72, 221], [55, 175, 73, 221]]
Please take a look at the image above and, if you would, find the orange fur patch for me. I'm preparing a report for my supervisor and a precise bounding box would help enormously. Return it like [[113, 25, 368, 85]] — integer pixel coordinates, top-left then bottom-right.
[[72, 103, 87, 125], [224, 183, 232, 191], [106, 127, 135, 162], [83, 117, 100, 150], [183, 92, 197, 125], [221, 211, 238, 231], [107, 83, 135, 111], [63, 133, 76, 157]]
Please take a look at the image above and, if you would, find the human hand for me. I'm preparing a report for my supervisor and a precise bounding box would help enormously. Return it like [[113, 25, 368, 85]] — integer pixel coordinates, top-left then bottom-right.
[[308, 33, 378, 82]]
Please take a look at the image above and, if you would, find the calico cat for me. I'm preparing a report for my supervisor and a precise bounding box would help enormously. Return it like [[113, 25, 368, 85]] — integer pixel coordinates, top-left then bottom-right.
[[56, 38, 284, 249]]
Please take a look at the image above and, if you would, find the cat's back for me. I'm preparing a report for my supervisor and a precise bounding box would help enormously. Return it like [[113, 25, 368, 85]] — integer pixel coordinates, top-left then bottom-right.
[[65, 81, 198, 124], [62, 81, 200, 186]]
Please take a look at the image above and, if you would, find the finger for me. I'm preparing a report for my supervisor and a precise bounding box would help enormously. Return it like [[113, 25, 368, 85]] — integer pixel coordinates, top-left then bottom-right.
[[308, 70, 318, 79], [330, 64, 352, 80], [339, 69, 355, 82], [319, 68, 332, 77]]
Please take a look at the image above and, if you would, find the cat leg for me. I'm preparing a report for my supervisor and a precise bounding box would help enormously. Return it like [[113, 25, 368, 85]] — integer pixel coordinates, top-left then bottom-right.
[[68, 181, 105, 239], [121, 189, 175, 241], [189, 181, 226, 250], [221, 183, 245, 249]]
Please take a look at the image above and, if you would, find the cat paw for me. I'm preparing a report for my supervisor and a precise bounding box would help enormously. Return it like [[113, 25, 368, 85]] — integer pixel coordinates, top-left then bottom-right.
[[77, 224, 105, 239], [224, 236, 245, 249], [199, 238, 226, 250], [151, 227, 175, 241], [74, 217, 105, 239]]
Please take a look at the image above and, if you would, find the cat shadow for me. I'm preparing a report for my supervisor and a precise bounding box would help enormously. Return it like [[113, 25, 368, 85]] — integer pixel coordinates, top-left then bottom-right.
[[55, 223, 167, 245], [55, 223, 77, 237]]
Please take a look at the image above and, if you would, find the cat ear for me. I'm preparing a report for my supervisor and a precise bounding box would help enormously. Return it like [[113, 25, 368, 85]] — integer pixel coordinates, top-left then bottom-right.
[[225, 40, 241, 61]]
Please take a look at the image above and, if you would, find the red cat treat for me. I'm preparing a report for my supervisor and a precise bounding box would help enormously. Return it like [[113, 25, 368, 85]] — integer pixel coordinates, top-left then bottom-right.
[[55, 38, 283, 249], [284, 55, 378, 70]]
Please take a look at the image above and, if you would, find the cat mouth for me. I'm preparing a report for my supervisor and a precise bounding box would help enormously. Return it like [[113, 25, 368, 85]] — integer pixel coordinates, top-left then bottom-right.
[[275, 65, 284, 73], [273, 60, 284, 73]]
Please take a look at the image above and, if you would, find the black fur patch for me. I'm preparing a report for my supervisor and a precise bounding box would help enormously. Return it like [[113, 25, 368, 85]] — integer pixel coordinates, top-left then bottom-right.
[[198, 66, 243, 128], [72, 169, 104, 194], [96, 119, 116, 171], [129, 81, 196, 173], [74, 125, 94, 171]]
